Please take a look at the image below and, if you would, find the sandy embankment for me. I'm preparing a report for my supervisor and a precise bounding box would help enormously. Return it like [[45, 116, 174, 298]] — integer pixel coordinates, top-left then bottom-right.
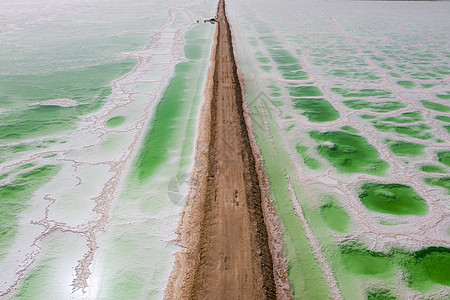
[[165, 0, 292, 299]]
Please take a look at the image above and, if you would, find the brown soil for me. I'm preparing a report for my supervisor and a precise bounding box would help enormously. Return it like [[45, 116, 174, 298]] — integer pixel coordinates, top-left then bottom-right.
[[165, 0, 291, 299]]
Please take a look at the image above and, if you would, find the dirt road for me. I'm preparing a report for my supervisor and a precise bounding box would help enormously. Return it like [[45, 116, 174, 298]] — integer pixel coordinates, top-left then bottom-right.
[[166, 0, 279, 299]]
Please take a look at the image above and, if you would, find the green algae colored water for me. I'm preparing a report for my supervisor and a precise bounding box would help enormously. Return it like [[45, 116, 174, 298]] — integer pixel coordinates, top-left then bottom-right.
[[421, 100, 450, 113], [403, 247, 450, 291], [340, 126, 359, 134], [296, 145, 321, 170], [256, 56, 271, 64], [292, 98, 340, 122], [437, 151, 450, 167], [420, 165, 448, 173], [277, 65, 308, 80], [0, 140, 58, 164], [358, 183, 428, 216], [361, 114, 378, 120], [260, 65, 273, 72], [269, 49, 300, 65], [341, 244, 395, 279], [0, 59, 135, 108], [328, 69, 381, 82], [248, 115, 331, 299], [106, 116, 126, 128], [310, 131, 388, 176], [17, 163, 37, 170], [0, 100, 107, 141], [320, 200, 351, 233], [386, 140, 426, 157], [396, 80, 416, 89], [0, 59, 136, 141], [437, 92, 450, 100], [367, 288, 397, 300], [342, 100, 407, 113], [381, 111, 424, 124], [0, 165, 60, 260], [288, 86, 323, 97], [134, 23, 215, 181], [332, 88, 392, 98], [135, 62, 192, 180], [373, 122, 433, 140], [424, 177, 450, 194], [436, 115, 450, 123], [340, 244, 450, 292]]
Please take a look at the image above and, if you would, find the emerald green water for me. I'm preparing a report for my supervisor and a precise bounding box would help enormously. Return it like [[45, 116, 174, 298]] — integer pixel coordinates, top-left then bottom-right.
[[270, 92, 282, 97], [331, 88, 392, 98], [256, 56, 271, 64], [277, 65, 308, 80], [381, 111, 424, 124], [259, 36, 283, 48], [361, 114, 378, 120], [421, 100, 450, 113], [0, 100, 108, 141], [0, 59, 136, 140], [135, 62, 192, 181], [263, 148, 330, 299], [0, 165, 60, 260], [269, 49, 300, 65], [257, 37, 308, 80], [340, 126, 359, 134], [396, 81, 416, 89], [133, 23, 215, 181], [320, 200, 351, 233], [296, 145, 321, 170], [437, 151, 450, 167], [272, 100, 284, 106], [437, 92, 450, 100], [420, 165, 448, 173], [17, 163, 37, 170], [260, 65, 273, 72], [292, 98, 340, 122], [358, 183, 428, 216], [403, 247, 450, 292], [310, 131, 388, 175], [436, 115, 450, 123], [0, 59, 135, 109], [343, 100, 406, 112], [341, 244, 395, 279], [424, 177, 450, 194], [0, 139, 59, 164], [386, 140, 426, 157], [106, 116, 126, 128], [340, 244, 450, 292], [411, 72, 443, 80], [367, 288, 397, 300], [373, 122, 433, 140], [288, 86, 323, 97], [328, 69, 381, 81], [248, 125, 330, 298]]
